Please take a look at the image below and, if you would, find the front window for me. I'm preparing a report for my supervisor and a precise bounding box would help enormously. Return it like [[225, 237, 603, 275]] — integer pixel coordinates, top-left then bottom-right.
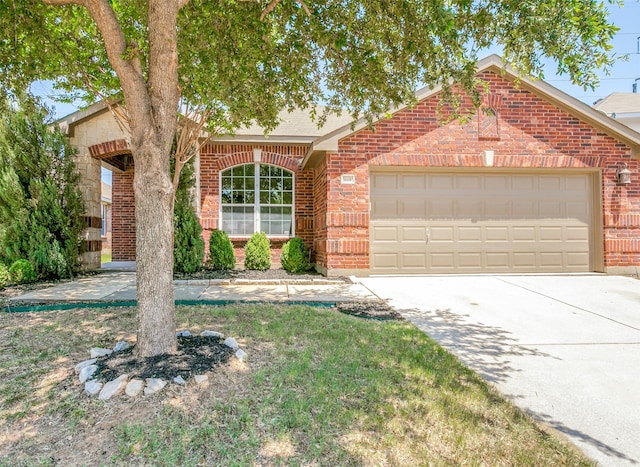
[[220, 163, 293, 236]]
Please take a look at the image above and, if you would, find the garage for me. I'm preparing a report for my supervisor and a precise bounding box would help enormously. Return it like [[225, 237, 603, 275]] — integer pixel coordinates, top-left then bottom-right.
[[370, 170, 600, 274]]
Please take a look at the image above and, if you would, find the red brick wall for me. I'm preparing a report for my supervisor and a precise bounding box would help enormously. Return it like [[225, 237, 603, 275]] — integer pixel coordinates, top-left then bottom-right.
[[322, 70, 639, 272], [312, 163, 328, 269], [112, 169, 136, 261]]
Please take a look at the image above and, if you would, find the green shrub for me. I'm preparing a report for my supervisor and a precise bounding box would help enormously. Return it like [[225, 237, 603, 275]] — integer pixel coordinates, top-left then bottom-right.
[[9, 259, 37, 284], [244, 232, 271, 271], [172, 155, 204, 274], [173, 200, 205, 274], [209, 230, 235, 270], [281, 237, 311, 273], [0, 263, 9, 287]]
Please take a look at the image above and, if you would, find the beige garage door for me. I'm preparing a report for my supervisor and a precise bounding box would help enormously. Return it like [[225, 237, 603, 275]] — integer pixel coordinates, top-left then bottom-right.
[[370, 171, 596, 274]]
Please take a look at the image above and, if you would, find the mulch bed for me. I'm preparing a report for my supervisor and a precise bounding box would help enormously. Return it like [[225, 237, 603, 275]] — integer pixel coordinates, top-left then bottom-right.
[[94, 336, 235, 382], [173, 267, 352, 283]]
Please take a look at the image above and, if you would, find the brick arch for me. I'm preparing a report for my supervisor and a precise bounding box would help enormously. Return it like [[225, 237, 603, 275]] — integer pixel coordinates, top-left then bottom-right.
[[88, 139, 131, 159], [217, 151, 300, 173]]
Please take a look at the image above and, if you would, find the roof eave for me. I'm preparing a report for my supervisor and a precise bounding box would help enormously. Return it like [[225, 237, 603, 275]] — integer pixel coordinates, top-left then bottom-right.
[[303, 55, 640, 166]]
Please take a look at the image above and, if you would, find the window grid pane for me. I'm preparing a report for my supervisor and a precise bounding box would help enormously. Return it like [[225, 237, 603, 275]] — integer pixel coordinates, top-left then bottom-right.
[[260, 206, 292, 236], [221, 164, 293, 237], [221, 206, 254, 235]]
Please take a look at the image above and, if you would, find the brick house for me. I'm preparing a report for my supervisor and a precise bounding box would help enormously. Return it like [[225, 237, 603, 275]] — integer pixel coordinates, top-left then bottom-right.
[[60, 55, 640, 276]]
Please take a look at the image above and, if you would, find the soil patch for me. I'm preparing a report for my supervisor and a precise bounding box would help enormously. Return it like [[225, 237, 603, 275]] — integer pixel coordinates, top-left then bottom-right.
[[93, 335, 235, 382], [336, 300, 404, 321]]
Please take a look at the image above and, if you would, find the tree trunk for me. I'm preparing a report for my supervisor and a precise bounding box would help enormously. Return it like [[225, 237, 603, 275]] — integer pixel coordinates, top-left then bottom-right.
[[133, 141, 177, 357]]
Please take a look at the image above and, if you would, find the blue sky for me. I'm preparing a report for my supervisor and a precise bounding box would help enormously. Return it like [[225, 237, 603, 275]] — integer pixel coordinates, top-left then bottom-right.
[[32, 2, 640, 185]]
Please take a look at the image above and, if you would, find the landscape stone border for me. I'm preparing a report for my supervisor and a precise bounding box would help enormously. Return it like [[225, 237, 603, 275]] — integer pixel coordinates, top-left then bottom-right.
[[76, 330, 247, 400]]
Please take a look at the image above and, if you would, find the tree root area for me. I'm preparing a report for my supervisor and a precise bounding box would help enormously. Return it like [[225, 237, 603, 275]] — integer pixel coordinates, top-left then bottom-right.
[[94, 336, 234, 382]]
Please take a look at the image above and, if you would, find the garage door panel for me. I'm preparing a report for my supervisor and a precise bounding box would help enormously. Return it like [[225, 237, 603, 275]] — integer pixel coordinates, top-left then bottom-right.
[[567, 226, 589, 241], [402, 175, 426, 189], [459, 253, 483, 268], [400, 199, 427, 218], [539, 226, 563, 242], [430, 175, 455, 189], [486, 227, 509, 242], [402, 253, 427, 269], [539, 201, 563, 217], [513, 226, 536, 242], [458, 226, 482, 242], [486, 252, 510, 267], [430, 226, 455, 242], [402, 226, 427, 242], [371, 225, 398, 242], [370, 171, 594, 274]]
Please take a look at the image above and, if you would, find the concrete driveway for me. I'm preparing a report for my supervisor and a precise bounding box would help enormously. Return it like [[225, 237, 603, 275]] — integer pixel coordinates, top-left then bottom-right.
[[359, 275, 640, 466]]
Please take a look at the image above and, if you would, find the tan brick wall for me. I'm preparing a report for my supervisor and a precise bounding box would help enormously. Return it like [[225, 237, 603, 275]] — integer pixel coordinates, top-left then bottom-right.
[[69, 110, 129, 269]]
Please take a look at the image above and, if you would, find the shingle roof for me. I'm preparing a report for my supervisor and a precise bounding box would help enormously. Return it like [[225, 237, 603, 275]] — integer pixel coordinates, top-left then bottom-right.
[[593, 93, 640, 115], [216, 107, 354, 142]]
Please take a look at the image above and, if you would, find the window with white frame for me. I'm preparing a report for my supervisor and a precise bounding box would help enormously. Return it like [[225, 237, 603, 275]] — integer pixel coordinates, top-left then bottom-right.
[[220, 163, 294, 237]]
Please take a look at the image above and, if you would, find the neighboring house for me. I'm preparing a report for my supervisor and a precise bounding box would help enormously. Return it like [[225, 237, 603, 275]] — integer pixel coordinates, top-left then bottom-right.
[[101, 181, 112, 252], [593, 92, 640, 133], [59, 55, 640, 276]]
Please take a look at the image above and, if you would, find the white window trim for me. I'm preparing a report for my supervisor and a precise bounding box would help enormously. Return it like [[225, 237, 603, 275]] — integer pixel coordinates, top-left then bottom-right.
[[219, 162, 295, 238]]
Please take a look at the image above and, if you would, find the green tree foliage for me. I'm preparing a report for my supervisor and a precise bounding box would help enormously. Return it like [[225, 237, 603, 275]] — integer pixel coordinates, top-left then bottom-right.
[[281, 237, 311, 273], [0, 95, 85, 280], [244, 232, 271, 271], [0, 0, 617, 356], [173, 158, 204, 274], [209, 230, 236, 271]]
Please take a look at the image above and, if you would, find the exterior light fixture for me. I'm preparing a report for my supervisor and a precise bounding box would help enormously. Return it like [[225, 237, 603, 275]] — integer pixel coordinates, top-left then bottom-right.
[[616, 163, 632, 186]]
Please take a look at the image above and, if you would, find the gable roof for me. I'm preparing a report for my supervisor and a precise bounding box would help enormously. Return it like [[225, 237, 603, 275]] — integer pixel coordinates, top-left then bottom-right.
[[302, 55, 640, 167], [57, 102, 353, 144], [593, 92, 640, 116]]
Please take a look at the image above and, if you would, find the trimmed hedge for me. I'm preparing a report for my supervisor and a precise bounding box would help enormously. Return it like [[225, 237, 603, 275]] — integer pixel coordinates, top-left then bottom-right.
[[281, 237, 311, 273], [244, 232, 271, 271], [9, 259, 37, 284], [209, 230, 235, 270]]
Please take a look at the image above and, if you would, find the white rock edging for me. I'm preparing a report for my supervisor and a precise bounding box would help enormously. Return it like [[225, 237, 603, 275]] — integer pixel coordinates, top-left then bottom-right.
[[80, 329, 247, 400]]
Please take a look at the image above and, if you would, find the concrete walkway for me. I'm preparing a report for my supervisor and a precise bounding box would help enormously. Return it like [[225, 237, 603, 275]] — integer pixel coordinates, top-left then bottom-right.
[[359, 275, 640, 467], [7, 271, 378, 307]]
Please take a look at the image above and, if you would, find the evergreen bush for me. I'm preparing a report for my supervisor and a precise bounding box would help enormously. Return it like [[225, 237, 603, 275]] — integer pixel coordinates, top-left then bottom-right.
[[9, 259, 37, 284], [244, 232, 271, 271], [281, 237, 311, 273], [0, 94, 85, 279], [209, 230, 235, 270], [0, 263, 9, 287], [172, 156, 204, 274]]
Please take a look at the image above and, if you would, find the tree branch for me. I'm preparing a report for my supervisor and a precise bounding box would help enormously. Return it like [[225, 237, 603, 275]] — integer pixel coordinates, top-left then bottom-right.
[[259, 0, 310, 21], [48, 0, 151, 135]]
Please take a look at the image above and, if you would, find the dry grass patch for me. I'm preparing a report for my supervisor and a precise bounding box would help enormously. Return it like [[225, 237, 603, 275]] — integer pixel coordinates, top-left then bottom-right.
[[0, 304, 594, 466]]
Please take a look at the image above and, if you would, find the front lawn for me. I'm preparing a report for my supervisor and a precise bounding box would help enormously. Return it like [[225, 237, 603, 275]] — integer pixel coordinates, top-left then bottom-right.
[[0, 304, 591, 465]]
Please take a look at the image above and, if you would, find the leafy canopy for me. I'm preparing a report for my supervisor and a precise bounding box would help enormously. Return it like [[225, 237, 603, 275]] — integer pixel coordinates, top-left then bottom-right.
[[0, 0, 618, 128]]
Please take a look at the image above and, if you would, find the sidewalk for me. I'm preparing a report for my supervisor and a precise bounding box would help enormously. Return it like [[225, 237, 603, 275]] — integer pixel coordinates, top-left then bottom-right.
[[7, 271, 379, 309]]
